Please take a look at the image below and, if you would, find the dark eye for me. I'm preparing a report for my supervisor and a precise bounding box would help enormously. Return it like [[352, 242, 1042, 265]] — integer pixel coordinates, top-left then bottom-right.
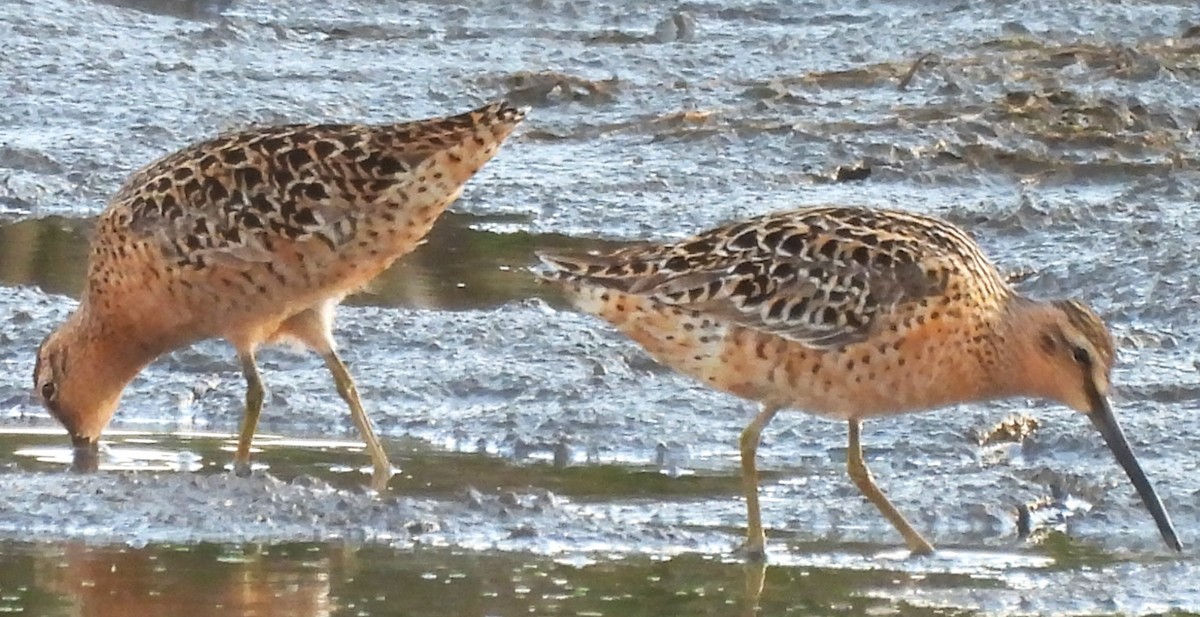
[[1071, 346, 1091, 366], [41, 382, 57, 401]]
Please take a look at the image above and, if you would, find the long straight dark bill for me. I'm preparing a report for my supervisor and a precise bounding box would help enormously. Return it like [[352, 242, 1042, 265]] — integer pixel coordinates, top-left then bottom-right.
[[1089, 392, 1182, 551], [71, 437, 100, 474]]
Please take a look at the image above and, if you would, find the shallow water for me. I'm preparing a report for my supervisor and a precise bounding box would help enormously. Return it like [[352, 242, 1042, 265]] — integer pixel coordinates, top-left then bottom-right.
[[2, 0, 1200, 614], [0, 211, 623, 310], [0, 429, 1194, 616], [0, 539, 1089, 617]]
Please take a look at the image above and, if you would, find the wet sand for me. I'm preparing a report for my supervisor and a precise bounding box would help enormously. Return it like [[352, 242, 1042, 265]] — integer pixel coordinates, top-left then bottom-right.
[[1, 0, 1199, 614]]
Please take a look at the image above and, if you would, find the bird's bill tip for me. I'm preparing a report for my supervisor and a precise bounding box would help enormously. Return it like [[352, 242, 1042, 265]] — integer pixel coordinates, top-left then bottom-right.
[[69, 433, 97, 451], [1088, 394, 1183, 552], [69, 433, 100, 474]]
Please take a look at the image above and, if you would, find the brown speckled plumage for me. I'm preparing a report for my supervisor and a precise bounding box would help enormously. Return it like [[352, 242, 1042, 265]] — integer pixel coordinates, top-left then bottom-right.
[[538, 205, 1178, 556], [35, 100, 526, 485], [545, 206, 1011, 346]]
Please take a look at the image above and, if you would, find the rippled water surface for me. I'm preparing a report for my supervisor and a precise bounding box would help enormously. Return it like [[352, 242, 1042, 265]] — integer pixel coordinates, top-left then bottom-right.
[[2, 0, 1199, 614]]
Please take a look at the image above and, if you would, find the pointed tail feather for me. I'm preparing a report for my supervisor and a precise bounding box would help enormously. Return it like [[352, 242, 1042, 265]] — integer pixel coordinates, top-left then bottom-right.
[[534, 248, 660, 295], [443, 99, 529, 136], [475, 100, 530, 126]]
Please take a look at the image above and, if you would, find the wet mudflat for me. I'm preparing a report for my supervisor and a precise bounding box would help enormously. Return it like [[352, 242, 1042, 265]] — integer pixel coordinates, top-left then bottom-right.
[[2, 0, 1200, 614]]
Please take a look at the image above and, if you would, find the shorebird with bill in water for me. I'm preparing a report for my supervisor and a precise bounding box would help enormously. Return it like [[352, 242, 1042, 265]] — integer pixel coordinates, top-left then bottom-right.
[[34, 101, 527, 489], [538, 205, 1181, 557]]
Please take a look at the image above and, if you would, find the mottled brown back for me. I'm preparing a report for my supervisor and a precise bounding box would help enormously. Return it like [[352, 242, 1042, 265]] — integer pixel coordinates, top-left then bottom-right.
[[103, 102, 523, 270], [79, 100, 522, 328], [541, 206, 1013, 348]]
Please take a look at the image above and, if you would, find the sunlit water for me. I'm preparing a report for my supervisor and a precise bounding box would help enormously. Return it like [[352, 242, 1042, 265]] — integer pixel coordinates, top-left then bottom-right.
[[2, 0, 1199, 614]]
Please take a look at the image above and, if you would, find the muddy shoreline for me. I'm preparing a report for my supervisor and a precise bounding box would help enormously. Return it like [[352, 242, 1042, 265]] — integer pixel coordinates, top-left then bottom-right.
[[2, 0, 1199, 614]]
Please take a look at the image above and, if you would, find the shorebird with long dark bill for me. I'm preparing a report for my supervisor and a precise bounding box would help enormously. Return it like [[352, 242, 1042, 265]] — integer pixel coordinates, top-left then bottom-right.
[[33, 101, 527, 489], [538, 205, 1181, 558]]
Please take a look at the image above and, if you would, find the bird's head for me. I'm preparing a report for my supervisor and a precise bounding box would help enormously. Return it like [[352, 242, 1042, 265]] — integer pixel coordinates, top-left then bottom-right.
[[1013, 298, 1180, 551], [33, 320, 133, 454]]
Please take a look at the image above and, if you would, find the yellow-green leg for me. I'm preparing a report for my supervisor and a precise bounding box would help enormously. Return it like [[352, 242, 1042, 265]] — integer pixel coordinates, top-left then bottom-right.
[[740, 560, 767, 617], [846, 419, 935, 556], [739, 404, 781, 560], [322, 350, 393, 491], [234, 352, 265, 477]]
